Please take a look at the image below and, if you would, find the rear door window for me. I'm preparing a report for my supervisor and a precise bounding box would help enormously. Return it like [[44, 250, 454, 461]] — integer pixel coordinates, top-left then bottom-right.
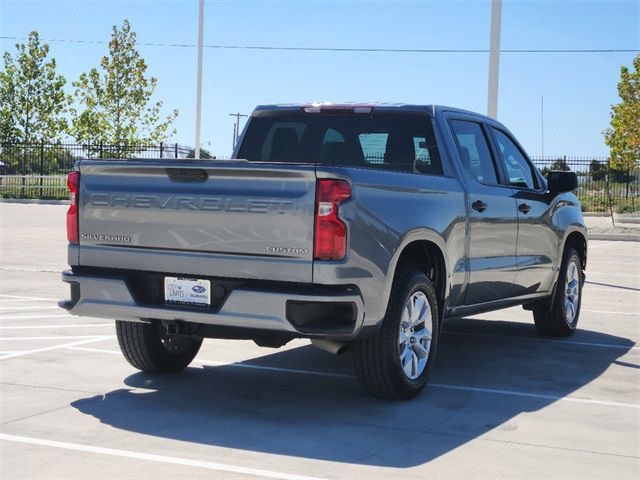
[[413, 136, 439, 174], [449, 120, 499, 185], [238, 113, 443, 176], [359, 132, 388, 165]]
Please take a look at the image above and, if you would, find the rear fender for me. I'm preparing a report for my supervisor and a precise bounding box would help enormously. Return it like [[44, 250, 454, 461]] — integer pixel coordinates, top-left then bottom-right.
[[379, 228, 449, 323]]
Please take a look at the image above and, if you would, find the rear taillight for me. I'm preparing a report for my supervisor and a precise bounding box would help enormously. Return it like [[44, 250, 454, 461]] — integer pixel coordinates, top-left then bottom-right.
[[314, 179, 351, 260], [66, 171, 79, 243]]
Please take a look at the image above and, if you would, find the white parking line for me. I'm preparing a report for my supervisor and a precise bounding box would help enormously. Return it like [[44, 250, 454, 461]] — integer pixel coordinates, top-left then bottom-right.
[[0, 299, 55, 303], [586, 261, 640, 266], [0, 267, 62, 273], [0, 434, 325, 480], [442, 331, 639, 350], [428, 383, 639, 409], [62, 348, 639, 409], [0, 324, 112, 329], [588, 273, 640, 278], [0, 336, 115, 360], [2, 336, 112, 341], [0, 306, 61, 311], [0, 294, 59, 301], [582, 309, 640, 317], [1, 315, 72, 320], [584, 288, 639, 294], [204, 361, 639, 408], [65, 346, 120, 354]]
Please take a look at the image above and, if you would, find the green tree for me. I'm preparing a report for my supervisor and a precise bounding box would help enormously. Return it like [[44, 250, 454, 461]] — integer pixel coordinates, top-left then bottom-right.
[[0, 31, 70, 171], [71, 19, 178, 157], [551, 158, 570, 171], [604, 54, 640, 197], [540, 158, 570, 177], [186, 147, 214, 159], [589, 159, 606, 182]]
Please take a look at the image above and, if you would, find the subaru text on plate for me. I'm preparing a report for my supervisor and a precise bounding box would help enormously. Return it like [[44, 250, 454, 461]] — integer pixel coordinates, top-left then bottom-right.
[[60, 103, 587, 400]]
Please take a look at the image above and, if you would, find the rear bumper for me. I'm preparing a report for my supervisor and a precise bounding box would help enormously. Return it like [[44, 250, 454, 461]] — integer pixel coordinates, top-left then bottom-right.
[[60, 270, 365, 338]]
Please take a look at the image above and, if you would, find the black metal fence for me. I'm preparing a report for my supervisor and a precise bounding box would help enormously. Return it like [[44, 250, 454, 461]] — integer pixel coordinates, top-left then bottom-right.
[[531, 156, 639, 213], [0, 142, 193, 176], [0, 143, 638, 212], [0, 142, 194, 199]]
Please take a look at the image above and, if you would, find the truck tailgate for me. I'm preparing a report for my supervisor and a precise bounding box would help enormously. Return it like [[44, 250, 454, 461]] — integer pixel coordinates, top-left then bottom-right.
[[77, 160, 316, 282]]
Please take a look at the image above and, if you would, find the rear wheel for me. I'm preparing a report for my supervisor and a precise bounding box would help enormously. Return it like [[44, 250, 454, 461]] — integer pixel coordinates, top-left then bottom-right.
[[353, 268, 439, 400], [533, 247, 583, 337], [116, 320, 203, 373]]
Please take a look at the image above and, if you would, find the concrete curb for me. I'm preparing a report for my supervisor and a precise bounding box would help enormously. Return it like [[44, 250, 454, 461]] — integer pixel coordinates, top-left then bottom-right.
[[583, 212, 611, 217], [588, 233, 640, 242], [615, 216, 640, 224], [0, 198, 67, 205]]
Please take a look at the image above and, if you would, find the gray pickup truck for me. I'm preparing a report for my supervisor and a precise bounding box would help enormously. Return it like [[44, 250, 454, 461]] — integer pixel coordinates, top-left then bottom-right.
[[60, 103, 587, 400]]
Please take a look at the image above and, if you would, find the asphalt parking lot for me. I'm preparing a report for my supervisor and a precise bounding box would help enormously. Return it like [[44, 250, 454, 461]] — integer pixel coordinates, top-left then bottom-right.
[[0, 202, 638, 480]]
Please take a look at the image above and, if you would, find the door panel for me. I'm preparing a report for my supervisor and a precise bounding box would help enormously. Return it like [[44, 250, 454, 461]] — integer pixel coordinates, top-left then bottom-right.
[[488, 127, 557, 295], [448, 119, 519, 305], [466, 189, 518, 304], [513, 191, 557, 294]]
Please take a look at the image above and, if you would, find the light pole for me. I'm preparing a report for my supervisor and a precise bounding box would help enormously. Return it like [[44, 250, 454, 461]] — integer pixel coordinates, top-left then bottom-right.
[[194, 0, 205, 159], [487, 0, 502, 118], [541, 96, 545, 158], [229, 112, 248, 150]]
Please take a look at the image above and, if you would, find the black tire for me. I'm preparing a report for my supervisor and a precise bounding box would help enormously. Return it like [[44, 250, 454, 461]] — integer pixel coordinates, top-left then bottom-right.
[[116, 320, 203, 373], [533, 247, 583, 337], [353, 268, 439, 400]]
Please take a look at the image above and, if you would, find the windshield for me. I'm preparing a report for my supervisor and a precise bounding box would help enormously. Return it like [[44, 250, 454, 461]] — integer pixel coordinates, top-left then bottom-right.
[[238, 113, 443, 175]]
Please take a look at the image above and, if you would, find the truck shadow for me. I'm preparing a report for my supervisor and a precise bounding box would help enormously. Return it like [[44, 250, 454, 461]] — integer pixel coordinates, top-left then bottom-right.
[[71, 318, 636, 467]]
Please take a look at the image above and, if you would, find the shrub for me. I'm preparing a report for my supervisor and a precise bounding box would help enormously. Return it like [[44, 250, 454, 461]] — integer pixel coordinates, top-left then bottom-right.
[[617, 199, 639, 214]]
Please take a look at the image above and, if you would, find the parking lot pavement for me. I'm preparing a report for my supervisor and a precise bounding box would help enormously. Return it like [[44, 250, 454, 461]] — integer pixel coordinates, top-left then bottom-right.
[[1, 203, 639, 480]]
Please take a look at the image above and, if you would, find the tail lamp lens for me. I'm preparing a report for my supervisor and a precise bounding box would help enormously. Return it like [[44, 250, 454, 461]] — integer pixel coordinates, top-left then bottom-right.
[[314, 179, 351, 260], [66, 171, 79, 243]]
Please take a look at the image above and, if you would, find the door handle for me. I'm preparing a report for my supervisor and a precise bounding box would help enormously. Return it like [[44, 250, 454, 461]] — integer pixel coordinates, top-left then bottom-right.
[[472, 200, 487, 212], [518, 203, 531, 214]]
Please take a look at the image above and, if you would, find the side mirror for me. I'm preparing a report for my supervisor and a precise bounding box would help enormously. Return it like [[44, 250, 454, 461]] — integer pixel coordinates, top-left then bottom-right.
[[547, 170, 578, 195]]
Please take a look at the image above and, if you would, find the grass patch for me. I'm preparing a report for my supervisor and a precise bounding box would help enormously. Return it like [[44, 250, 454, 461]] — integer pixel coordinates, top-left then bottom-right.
[[0, 175, 68, 200]]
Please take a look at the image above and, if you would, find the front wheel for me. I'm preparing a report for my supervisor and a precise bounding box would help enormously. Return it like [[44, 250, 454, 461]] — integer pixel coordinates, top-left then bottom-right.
[[116, 320, 203, 373], [533, 247, 583, 337], [352, 268, 439, 400]]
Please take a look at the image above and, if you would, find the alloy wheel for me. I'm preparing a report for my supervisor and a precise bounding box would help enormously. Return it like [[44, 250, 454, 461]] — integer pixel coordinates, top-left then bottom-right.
[[398, 291, 433, 380], [565, 259, 580, 325]]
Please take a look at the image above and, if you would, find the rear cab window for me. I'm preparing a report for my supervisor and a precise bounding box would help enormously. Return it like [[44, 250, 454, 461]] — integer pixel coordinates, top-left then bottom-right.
[[238, 110, 443, 176]]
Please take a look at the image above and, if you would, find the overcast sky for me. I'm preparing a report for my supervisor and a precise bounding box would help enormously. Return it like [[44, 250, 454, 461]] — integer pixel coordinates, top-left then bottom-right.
[[2, 0, 639, 157]]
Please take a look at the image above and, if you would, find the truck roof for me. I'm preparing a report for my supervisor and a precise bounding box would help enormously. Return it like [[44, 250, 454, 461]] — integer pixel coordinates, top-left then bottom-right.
[[252, 103, 489, 120]]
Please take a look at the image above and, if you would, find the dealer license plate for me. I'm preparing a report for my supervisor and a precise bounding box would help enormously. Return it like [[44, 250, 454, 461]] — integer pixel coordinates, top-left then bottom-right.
[[164, 277, 211, 307]]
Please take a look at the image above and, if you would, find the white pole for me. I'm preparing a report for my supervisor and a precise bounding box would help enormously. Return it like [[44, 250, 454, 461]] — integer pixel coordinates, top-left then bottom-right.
[[541, 96, 545, 158], [487, 0, 502, 118], [194, 0, 205, 159]]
